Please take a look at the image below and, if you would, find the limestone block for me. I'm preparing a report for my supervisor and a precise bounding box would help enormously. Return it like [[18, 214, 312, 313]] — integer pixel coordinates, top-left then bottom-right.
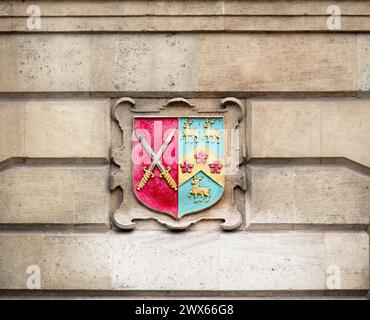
[[0, 165, 109, 225], [0, 1, 369, 33], [198, 34, 356, 92], [113, 232, 220, 290], [0, 39, 16, 93], [89, 34, 198, 92], [219, 231, 369, 290], [1, 1, 368, 17], [0, 231, 367, 291], [358, 35, 370, 92], [249, 164, 370, 226], [0, 99, 110, 161], [224, 1, 370, 15], [0, 16, 224, 33], [321, 101, 370, 167], [0, 1, 224, 17], [2, 16, 370, 32], [0, 35, 89, 92], [0, 235, 43, 289], [17, 35, 89, 92], [218, 232, 326, 290], [112, 231, 369, 291], [249, 101, 321, 158], [325, 232, 369, 290], [249, 100, 370, 168], [223, 16, 370, 32], [24, 100, 110, 159], [42, 235, 112, 290], [0, 104, 25, 163], [0, 34, 357, 93], [148, 1, 224, 16]]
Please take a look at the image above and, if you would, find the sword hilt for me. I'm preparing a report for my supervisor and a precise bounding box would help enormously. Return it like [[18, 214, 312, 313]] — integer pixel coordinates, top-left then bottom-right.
[[160, 167, 178, 191], [137, 168, 155, 191]]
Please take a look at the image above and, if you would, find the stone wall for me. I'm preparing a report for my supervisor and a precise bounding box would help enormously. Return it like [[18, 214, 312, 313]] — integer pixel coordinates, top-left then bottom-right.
[[0, 0, 369, 299]]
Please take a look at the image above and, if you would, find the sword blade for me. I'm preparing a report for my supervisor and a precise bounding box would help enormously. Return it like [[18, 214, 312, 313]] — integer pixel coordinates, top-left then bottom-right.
[[135, 131, 155, 158], [149, 129, 175, 171], [135, 129, 175, 172], [136, 131, 166, 172]]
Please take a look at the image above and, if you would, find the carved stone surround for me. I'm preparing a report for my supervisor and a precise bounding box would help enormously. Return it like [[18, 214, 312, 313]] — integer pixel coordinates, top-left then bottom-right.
[[110, 97, 247, 230]]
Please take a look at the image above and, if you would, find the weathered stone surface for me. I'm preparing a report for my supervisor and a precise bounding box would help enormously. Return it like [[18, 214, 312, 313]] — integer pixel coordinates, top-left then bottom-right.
[[42, 235, 112, 290], [321, 101, 370, 167], [224, 16, 370, 32], [24, 100, 110, 159], [325, 232, 369, 290], [1, 0, 369, 33], [113, 231, 369, 291], [0, 34, 357, 93], [358, 35, 370, 92], [219, 232, 325, 290], [224, 1, 370, 16], [1, 1, 369, 17], [0, 39, 16, 92], [0, 0, 369, 300], [249, 164, 370, 226], [0, 235, 42, 289], [0, 231, 367, 291], [249, 101, 321, 158], [0, 34, 197, 92], [249, 100, 370, 168], [0, 99, 110, 161], [222, 231, 369, 290], [0, 104, 25, 163], [0, 165, 109, 225], [198, 34, 356, 92], [0, 17, 224, 33], [89, 34, 197, 92], [113, 232, 220, 290], [0, 0, 224, 17], [2, 16, 370, 32], [17, 35, 89, 92]]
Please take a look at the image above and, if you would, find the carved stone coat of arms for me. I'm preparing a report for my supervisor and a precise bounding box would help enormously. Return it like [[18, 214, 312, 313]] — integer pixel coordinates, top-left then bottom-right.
[[110, 97, 247, 230]]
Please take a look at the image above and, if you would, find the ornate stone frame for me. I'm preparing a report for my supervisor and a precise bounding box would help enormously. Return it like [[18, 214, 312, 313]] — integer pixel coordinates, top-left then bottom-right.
[[110, 97, 247, 230]]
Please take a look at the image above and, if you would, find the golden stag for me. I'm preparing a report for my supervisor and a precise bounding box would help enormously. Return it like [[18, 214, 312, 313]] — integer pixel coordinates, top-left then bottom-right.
[[188, 176, 210, 203], [183, 119, 199, 143], [204, 118, 221, 143]]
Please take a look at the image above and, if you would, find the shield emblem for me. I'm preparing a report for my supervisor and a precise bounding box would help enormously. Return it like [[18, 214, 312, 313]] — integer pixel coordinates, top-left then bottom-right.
[[133, 117, 225, 219]]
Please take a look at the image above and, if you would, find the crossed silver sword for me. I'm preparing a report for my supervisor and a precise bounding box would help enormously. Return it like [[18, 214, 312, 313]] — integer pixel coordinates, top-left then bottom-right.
[[135, 129, 178, 191]]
